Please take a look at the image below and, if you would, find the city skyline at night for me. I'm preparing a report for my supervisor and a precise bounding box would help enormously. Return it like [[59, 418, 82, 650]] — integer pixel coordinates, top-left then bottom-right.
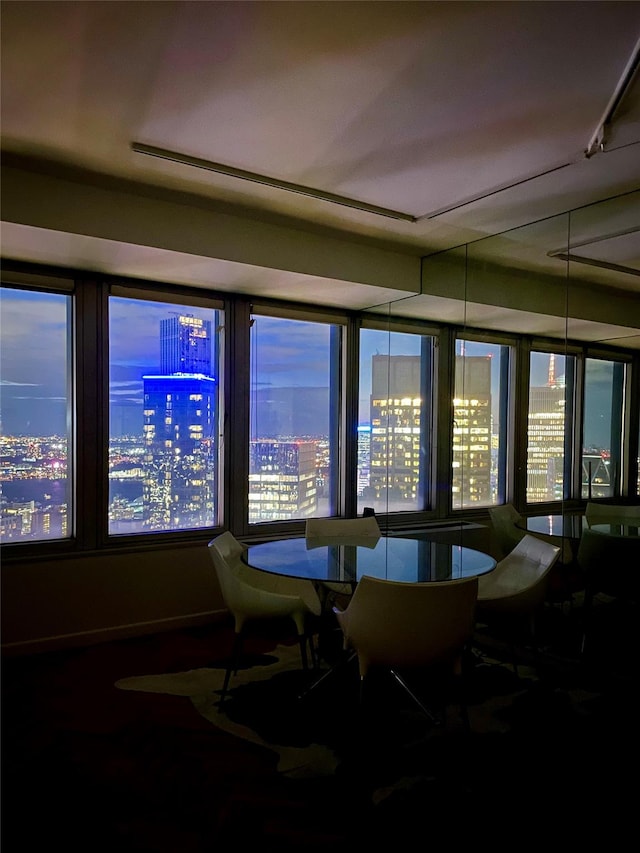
[[0, 287, 618, 448]]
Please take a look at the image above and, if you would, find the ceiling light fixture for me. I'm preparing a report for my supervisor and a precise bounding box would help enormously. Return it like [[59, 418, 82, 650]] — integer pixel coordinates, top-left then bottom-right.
[[547, 226, 640, 277], [131, 142, 417, 222], [548, 252, 640, 277], [584, 34, 640, 158]]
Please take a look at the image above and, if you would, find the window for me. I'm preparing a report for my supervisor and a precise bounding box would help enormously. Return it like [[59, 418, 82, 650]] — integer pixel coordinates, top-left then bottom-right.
[[358, 325, 435, 514], [582, 357, 625, 499], [526, 350, 575, 503], [453, 338, 511, 510], [249, 311, 342, 523], [108, 293, 223, 535], [3, 263, 638, 557], [1, 286, 72, 542]]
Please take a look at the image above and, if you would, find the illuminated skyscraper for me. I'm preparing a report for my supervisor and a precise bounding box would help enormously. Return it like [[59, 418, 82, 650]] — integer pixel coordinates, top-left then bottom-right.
[[160, 314, 212, 375], [527, 355, 566, 502], [452, 355, 492, 507], [367, 354, 492, 509], [141, 314, 217, 531], [369, 355, 425, 508], [249, 440, 318, 521]]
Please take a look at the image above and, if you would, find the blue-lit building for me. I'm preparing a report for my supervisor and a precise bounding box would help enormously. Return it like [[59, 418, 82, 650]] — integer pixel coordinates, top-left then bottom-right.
[[142, 374, 216, 531], [142, 314, 217, 531]]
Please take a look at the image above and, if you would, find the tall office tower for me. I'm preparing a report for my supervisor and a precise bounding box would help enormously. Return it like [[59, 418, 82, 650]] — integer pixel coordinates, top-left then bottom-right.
[[160, 314, 212, 375], [368, 355, 425, 510], [368, 354, 492, 510], [527, 357, 566, 501], [142, 373, 216, 531], [356, 425, 372, 497], [452, 355, 492, 508], [140, 313, 217, 531], [248, 440, 318, 522]]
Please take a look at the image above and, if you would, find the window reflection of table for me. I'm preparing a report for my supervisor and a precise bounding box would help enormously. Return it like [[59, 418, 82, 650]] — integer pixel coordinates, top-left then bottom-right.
[[244, 536, 497, 585], [589, 522, 640, 538], [517, 514, 587, 542]]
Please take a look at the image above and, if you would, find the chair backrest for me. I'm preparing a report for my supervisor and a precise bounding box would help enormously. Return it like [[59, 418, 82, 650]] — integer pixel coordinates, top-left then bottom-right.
[[208, 531, 322, 621], [478, 534, 561, 611], [577, 527, 640, 599], [339, 574, 478, 675], [489, 504, 525, 557], [585, 502, 640, 524], [207, 531, 249, 610], [305, 516, 381, 540]]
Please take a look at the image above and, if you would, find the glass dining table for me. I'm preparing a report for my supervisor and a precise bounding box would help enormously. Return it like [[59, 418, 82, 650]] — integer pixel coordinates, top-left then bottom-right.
[[244, 534, 497, 702], [244, 535, 497, 585]]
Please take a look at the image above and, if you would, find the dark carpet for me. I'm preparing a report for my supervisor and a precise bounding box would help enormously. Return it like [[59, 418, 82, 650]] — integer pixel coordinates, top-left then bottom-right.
[[2, 594, 638, 850]]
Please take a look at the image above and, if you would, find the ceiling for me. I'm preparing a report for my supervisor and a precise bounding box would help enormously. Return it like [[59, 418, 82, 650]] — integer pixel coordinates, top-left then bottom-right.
[[2, 1, 640, 345]]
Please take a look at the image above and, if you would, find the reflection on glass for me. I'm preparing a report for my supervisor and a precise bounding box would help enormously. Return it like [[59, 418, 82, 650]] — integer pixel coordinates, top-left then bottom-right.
[[108, 297, 221, 534], [249, 314, 340, 522], [527, 351, 573, 503], [358, 327, 434, 515], [453, 339, 510, 509], [582, 357, 624, 499], [0, 287, 71, 542]]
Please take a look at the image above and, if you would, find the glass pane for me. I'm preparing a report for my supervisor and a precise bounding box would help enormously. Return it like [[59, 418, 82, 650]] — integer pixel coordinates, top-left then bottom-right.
[[109, 297, 221, 534], [527, 351, 572, 503], [358, 328, 434, 514], [1, 287, 72, 542], [249, 314, 339, 523], [582, 357, 624, 499], [454, 339, 509, 509]]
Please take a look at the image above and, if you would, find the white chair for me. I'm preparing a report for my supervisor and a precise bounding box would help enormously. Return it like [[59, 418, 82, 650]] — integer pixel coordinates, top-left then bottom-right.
[[208, 531, 322, 705], [332, 574, 479, 725], [475, 534, 561, 672]]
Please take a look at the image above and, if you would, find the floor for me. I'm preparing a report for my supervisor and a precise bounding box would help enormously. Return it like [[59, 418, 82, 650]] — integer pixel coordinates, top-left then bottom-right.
[[1, 594, 638, 850]]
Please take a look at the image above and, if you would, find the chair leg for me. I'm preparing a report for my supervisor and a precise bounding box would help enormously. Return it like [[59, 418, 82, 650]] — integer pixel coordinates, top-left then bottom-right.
[[581, 586, 595, 657], [389, 668, 441, 725], [298, 650, 356, 701], [298, 634, 309, 671], [306, 631, 320, 669], [218, 631, 244, 709]]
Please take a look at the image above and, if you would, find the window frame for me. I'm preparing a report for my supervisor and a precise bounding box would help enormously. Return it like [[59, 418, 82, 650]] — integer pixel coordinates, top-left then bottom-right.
[[243, 300, 351, 537], [2, 260, 639, 564]]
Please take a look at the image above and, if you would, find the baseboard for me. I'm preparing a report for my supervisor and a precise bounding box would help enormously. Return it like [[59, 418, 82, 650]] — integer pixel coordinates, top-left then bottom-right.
[[1, 609, 229, 658]]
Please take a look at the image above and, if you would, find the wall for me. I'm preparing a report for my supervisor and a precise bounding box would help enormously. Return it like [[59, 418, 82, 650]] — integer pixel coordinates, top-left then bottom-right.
[[1, 542, 225, 656]]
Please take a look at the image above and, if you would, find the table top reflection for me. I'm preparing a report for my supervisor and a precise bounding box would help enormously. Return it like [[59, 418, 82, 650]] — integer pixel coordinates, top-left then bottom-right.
[[589, 522, 640, 538], [519, 514, 640, 541], [244, 536, 497, 585], [518, 514, 587, 541]]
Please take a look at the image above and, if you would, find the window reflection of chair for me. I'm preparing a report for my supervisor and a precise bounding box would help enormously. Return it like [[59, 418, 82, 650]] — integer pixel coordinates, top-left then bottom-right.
[[208, 531, 322, 706], [489, 504, 525, 558], [332, 574, 479, 726], [577, 527, 640, 656], [305, 515, 381, 541], [305, 516, 381, 604], [490, 504, 576, 605], [475, 535, 561, 674]]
